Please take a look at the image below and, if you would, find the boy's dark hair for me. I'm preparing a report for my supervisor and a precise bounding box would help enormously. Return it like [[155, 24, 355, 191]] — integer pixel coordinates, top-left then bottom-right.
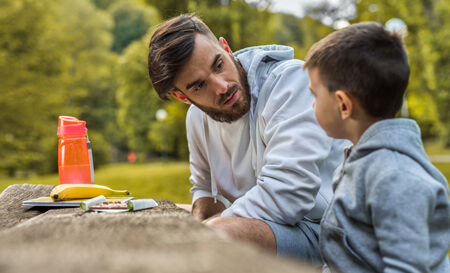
[[304, 22, 410, 118], [148, 14, 217, 101]]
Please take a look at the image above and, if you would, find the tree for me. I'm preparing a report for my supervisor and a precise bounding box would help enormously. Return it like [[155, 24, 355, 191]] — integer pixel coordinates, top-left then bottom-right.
[[304, 0, 356, 25], [116, 32, 165, 161], [55, 0, 120, 167], [148, 101, 190, 160], [108, 0, 161, 53], [0, 0, 67, 176], [432, 0, 450, 145], [191, 0, 276, 49], [91, 0, 118, 10], [303, 0, 450, 143], [353, 0, 445, 139], [144, 0, 190, 19]]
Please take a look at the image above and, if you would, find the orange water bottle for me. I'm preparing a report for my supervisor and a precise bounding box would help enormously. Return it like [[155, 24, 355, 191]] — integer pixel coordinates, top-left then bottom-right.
[[57, 116, 94, 184]]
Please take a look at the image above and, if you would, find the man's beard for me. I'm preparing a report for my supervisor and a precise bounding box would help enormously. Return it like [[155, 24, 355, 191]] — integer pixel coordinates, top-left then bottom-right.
[[188, 59, 251, 123]]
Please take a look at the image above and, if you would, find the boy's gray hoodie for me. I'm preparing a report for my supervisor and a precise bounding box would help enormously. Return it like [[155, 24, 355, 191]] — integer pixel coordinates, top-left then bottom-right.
[[320, 118, 450, 273]]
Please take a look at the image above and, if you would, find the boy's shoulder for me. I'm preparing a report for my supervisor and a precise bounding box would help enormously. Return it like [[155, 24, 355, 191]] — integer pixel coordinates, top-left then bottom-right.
[[350, 147, 449, 199], [347, 118, 448, 193]]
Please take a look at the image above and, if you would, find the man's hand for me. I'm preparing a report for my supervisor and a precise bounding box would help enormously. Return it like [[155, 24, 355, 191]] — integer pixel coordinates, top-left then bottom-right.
[[202, 212, 222, 224], [192, 197, 225, 221], [192, 197, 276, 253]]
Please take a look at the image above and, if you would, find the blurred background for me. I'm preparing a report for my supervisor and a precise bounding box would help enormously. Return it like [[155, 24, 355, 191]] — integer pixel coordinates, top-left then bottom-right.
[[1, 0, 449, 202]]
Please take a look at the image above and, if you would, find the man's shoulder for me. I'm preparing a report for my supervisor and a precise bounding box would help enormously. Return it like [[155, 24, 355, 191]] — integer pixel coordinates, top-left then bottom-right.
[[186, 105, 205, 127], [187, 105, 203, 118], [254, 56, 304, 76], [255, 58, 310, 105], [270, 58, 305, 74]]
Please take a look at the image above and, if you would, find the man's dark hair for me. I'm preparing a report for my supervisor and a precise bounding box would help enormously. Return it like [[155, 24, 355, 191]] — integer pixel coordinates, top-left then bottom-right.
[[304, 22, 410, 118], [148, 14, 217, 101]]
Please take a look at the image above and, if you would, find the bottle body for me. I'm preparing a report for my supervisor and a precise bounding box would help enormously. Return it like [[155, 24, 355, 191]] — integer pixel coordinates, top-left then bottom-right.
[[58, 135, 91, 184]]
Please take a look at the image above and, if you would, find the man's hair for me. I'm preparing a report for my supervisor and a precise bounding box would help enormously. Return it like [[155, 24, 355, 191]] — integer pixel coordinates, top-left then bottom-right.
[[148, 14, 217, 101], [304, 22, 410, 118]]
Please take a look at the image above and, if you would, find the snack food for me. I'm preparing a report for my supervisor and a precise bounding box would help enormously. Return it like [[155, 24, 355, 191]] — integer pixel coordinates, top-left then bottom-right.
[[89, 201, 128, 210]]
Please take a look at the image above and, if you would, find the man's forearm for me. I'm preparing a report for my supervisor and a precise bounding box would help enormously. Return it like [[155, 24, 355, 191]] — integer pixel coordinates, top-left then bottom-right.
[[192, 197, 226, 221]]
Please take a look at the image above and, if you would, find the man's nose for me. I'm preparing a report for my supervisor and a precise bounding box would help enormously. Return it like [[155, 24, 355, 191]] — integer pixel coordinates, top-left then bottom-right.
[[210, 75, 228, 95]]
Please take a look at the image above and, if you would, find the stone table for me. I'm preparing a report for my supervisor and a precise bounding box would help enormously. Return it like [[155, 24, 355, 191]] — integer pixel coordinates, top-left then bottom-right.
[[0, 184, 319, 273]]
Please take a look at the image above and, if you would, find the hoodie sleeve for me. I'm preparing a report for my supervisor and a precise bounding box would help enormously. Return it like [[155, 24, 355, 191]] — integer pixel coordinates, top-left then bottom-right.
[[221, 61, 335, 225], [368, 170, 449, 273]]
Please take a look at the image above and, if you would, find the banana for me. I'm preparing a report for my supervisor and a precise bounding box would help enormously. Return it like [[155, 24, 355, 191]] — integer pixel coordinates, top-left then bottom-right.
[[50, 184, 130, 201]]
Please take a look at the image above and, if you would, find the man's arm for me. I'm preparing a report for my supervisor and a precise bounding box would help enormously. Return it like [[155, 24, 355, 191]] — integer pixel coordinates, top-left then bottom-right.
[[192, 197, 226, 221], [186, 106, 231, 220], [221, 60, 341, 225]]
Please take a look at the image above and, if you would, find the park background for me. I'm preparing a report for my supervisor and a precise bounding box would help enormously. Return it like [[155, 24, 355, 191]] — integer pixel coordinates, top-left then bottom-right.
[[1, 0, 449, 203]]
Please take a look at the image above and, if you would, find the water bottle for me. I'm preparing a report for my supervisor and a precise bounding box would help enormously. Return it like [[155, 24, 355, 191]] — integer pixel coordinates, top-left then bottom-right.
[[57, 116, 94, 184]]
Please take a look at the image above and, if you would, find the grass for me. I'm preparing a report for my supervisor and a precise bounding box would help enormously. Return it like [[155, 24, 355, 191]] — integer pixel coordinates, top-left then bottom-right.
[[424, 140, 450, 187], [0, 161, 192, 204], [423, 139, 450, 156], [1, 140, 449, 203]]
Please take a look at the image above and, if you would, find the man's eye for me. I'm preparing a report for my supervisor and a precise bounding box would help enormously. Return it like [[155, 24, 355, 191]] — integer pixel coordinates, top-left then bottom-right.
[[216, 60, 223, 71], [194, 82, 204, 91]]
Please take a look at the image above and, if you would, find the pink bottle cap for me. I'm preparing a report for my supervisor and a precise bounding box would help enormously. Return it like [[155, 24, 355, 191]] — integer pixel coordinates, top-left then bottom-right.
[[57, 116, 87, 136]]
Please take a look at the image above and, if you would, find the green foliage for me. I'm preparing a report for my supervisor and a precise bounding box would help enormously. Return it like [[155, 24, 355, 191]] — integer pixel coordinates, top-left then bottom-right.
[[0, 0, 122, 176], [0, 0, 66, 175], [91, 0, 118, 10], [2, 0, 449, 177], [190, 0, 276, 49], [55, 0, 119, 168], [294, 16, 334, 59], [353, 0, 449, 141], [433, 0, 450, 145], [116, 35, 164, 156], [144, 0, 190, 19], [148, 101, 190, 159], [108, 0, 160, 53]]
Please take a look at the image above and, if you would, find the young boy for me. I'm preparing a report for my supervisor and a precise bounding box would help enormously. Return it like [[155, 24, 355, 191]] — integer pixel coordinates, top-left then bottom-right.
[[304, 22, 450, 272]]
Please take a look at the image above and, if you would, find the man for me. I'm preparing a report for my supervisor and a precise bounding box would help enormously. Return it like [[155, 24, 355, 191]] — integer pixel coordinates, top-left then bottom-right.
[[148, 14, 347, 264]]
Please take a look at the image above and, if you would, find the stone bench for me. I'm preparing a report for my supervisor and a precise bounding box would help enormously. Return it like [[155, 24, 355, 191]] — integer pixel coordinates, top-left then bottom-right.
[[0, 184, 319, 273]]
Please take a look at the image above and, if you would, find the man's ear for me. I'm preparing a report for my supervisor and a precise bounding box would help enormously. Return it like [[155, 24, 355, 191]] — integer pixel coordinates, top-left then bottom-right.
[[170, 90, 191, 104], [335, 90, 353, 120], [219, 37, 234, 56]]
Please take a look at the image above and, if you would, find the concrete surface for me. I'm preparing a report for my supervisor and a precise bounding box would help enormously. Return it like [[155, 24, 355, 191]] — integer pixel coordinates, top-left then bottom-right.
[[0, 184, 319, 273]]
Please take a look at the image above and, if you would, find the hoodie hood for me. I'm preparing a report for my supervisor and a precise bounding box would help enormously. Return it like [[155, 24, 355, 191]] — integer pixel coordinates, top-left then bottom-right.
[[234, 45, 294, 112], [349, 118, 447, 186]]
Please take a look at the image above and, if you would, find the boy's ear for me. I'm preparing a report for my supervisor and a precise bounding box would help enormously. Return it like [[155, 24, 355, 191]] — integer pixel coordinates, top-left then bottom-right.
[[335, 90, 353, 120], [219, 37, 234, 56], [170, 90, 191, 104]]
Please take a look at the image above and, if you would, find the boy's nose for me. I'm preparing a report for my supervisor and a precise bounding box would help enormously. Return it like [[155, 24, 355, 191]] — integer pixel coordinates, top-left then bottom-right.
[[211, 75, 228, 96], [312, 100, 316, 109]]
